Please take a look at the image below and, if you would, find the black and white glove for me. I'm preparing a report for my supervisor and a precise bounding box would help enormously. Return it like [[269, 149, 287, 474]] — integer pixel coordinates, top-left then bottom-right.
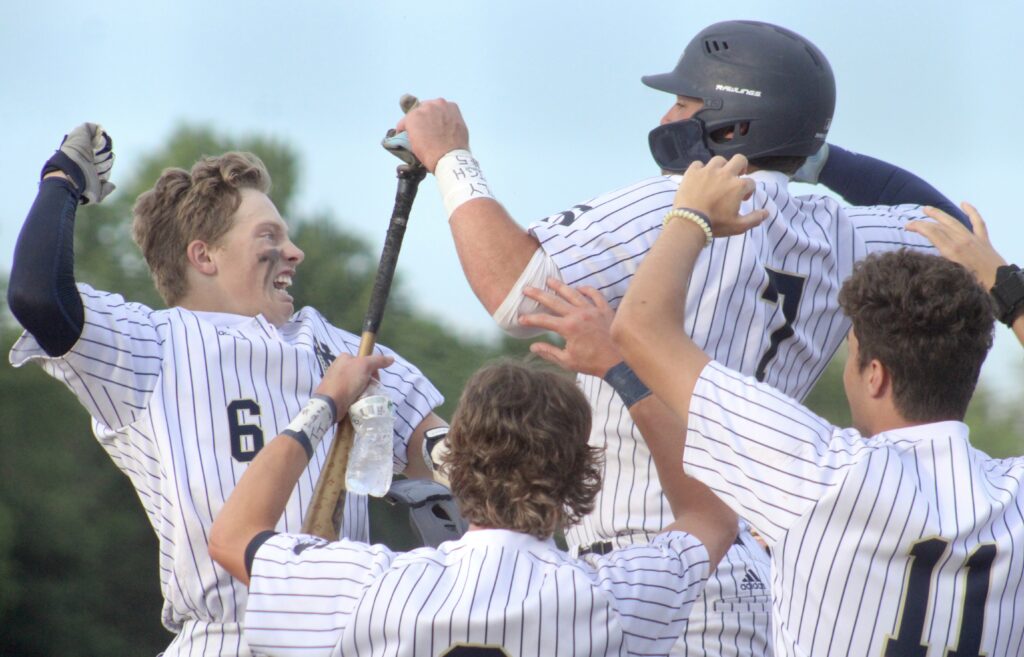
[[41, 123, 116, 204]]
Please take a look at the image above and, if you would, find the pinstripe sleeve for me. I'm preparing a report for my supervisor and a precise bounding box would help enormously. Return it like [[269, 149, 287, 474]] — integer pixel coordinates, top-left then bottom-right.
[[245, 533, 396, 657], [8, 283, 164, 432], [684, 361, 871, 545], [845, 203, 938, 255], [527, 176, 678, 308], [592, 531, 710, 655]]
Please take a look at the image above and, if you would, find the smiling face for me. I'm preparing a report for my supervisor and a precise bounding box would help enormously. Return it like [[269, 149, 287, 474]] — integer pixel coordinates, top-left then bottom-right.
[[205, 188, 304, 326]]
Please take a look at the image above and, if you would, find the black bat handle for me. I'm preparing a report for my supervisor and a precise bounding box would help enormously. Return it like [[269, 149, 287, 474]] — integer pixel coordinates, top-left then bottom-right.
[[362, 164, 427, 338]]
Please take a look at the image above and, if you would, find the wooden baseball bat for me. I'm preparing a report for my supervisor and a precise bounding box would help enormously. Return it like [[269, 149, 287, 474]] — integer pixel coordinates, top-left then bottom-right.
[[302, 97, 425, 539]]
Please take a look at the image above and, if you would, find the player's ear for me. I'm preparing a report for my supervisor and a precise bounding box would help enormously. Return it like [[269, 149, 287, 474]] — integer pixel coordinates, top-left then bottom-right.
[[865, 359, 888, 399], [187, 240, 217, 276]]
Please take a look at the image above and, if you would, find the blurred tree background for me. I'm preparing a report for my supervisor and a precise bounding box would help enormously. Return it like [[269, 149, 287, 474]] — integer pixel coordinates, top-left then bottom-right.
[[0, 126, 1020, 655]]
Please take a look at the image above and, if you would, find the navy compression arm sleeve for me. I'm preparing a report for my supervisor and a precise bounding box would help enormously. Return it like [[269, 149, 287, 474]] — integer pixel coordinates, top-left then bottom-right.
[[818, 145, 969, 228], [7, 177, 85, 356]]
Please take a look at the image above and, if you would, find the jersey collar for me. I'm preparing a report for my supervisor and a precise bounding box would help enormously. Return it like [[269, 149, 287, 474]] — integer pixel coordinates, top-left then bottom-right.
[[879, 420, 970, 444], [666, 168, 789, 186], [458, 528, 559, 555], [745, 169, 790, 186]]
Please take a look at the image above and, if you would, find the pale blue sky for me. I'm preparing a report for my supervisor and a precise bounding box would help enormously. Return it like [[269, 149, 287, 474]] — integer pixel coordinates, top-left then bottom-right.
[[2, 1, 1021, 391]]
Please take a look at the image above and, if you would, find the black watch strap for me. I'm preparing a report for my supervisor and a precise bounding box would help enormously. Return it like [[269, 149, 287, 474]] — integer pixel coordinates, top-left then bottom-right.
[[990, 264, 1024, 326]]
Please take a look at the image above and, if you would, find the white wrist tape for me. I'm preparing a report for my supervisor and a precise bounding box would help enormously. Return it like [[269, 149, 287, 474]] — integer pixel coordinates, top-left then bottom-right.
[[435, 149, 496, 216], [492, 247, 565, 338], [282, 394, 337, 459]]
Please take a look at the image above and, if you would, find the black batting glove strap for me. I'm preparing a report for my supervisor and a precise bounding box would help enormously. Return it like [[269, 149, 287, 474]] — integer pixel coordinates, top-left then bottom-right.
[[991, 264, 1024, 326], [40, 151, 87, 199], [244, 530, 279, 578], [603, 361, 653, 409]]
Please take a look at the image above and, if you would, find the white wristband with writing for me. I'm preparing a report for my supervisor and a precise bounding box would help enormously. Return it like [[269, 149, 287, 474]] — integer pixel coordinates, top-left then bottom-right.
[[435, 149, 496, 216]]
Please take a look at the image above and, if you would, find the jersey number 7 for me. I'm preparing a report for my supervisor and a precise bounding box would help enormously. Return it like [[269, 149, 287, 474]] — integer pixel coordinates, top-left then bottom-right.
[[755, 267, 806, 381]]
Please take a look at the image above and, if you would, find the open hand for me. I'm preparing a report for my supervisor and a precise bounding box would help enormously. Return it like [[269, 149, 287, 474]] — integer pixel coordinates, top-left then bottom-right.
[[519, 278, 621, 377], [672, 155, 768, 238], [908, 203, 1006, 290]]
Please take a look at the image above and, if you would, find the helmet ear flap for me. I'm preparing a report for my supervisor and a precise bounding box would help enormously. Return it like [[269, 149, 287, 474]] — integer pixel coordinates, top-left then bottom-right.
[[648, 120, 714, 173]]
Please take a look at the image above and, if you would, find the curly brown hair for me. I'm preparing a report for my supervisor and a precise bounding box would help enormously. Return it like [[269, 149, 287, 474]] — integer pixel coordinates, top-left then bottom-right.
[[444, 359, 604, 539], [131, 152, 272, 305], [838, 249, 994, 422]]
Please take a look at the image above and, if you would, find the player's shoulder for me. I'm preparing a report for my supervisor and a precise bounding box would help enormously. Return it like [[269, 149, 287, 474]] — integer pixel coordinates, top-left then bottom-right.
[[597, 531, 708, 571], [288, 305, 358, 339], [841, 202, 929, 223], [532, 175, 677, 228], [77, 282, 159, 316], [746, 174, 844, 218]]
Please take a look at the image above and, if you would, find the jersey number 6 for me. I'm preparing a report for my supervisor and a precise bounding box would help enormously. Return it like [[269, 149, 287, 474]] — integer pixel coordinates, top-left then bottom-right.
[[228, 399, 265, 463]]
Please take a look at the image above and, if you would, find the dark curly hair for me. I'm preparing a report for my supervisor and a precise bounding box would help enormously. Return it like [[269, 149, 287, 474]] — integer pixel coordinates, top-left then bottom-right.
[[444, 358, 604, 539], [131, 152, 271, 305], [838, 250, 994, 422]]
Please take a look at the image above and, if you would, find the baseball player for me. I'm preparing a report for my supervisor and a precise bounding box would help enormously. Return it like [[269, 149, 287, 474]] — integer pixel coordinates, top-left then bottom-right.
[[397, 20, 966, 657], [5, 125, 445, 656], [209, 354, 739, 657], [612, 153, 1024, 657]]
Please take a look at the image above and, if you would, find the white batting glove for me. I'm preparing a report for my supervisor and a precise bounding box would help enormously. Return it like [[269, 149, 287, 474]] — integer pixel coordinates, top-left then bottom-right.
[[47, 123, 116, 204]]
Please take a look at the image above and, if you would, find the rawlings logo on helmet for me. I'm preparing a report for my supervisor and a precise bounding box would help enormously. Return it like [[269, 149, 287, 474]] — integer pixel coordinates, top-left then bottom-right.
[[715, 84, 762, 98]]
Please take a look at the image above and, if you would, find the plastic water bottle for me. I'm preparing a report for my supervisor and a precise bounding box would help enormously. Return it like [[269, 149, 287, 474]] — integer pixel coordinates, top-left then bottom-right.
[[345, 394, 395, 497]]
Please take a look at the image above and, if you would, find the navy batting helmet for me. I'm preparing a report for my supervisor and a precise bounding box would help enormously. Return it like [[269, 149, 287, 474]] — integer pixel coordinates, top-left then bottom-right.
[[643, 20, 835, 172]]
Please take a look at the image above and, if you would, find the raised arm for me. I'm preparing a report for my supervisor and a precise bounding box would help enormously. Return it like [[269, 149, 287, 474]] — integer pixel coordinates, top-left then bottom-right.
[[519, 279, 738, 569], [397, 99, 541, 313], [909, 204, 1024, 346], [611, 155, 767, 421], [7, 124, 116, 356], [796, 144, 970, 227], [208, 353, 393, 585]]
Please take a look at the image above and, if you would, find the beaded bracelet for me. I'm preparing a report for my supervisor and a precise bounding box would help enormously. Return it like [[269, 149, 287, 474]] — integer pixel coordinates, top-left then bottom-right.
[[664, 207, 713, 247]]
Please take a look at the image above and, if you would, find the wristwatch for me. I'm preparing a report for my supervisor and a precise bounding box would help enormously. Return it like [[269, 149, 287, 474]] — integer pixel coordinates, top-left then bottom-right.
[[990, 264, 1024, 326]]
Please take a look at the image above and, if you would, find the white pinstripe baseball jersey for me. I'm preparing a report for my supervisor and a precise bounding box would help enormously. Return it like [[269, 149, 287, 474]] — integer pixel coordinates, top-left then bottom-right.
[[244, 528, 710, 657], [523, 170, 939, 656], [8, 284, 443, 657], [685, 360, 1024, 657]]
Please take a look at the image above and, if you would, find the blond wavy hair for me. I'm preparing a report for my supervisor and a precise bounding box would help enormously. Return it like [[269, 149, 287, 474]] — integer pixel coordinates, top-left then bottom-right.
[[131, 152, 271, 305], [444, 359, 603, 539]]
